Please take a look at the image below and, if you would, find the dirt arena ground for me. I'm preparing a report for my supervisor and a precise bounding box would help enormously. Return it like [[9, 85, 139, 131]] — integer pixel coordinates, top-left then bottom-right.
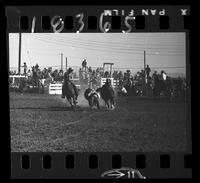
[[10, 92, 187, 152]]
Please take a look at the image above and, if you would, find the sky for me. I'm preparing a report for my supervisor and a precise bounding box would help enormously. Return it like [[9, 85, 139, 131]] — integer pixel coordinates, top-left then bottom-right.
[[9, 33, 186, 76]]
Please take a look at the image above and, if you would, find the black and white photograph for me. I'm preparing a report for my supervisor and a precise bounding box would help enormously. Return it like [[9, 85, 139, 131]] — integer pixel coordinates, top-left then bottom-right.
[[9, 33, 189, 152]]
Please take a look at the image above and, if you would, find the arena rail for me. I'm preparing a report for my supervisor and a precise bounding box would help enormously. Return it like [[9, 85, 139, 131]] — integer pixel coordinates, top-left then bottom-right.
[[101, 78, 119, 88], [49, 83, 62, 95]]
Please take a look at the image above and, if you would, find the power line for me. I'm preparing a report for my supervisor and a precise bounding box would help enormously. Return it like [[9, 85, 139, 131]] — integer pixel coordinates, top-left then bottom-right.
[[31, 34, 181, 52], [39, 34, 185, 53], [35, 34, 185, 55], [26, 50, 59, 55], [22, 47, 145, 61], [50, 34, 185, 47], [30, 35, 185, 57], [30, 36, 145, 55]]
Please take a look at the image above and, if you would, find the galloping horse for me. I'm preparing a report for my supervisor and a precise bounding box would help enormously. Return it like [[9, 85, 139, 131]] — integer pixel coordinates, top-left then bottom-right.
[[62, 69, 79, 109], [96, 79, 115, 109]]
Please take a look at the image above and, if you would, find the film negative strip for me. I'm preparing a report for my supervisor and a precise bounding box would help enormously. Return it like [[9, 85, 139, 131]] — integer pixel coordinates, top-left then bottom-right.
[[5, 5, 192, 179]]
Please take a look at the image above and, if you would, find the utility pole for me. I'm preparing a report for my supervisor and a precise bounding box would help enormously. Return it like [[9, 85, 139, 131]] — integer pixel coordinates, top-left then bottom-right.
[[144, 50, 146, 95], [18, 32, 22, 74], [60, 53, 63, 71], [65, 57, 67, 72]]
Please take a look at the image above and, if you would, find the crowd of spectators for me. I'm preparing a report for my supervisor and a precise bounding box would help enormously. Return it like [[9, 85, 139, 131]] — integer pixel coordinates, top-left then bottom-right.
[[9, 61, 187, 99], [10, 63, 64, 82], [78, 62, 187, 98]]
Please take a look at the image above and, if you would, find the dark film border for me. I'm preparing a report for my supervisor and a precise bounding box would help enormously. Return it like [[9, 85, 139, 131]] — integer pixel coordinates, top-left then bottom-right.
[[5, 5, 192, 179]]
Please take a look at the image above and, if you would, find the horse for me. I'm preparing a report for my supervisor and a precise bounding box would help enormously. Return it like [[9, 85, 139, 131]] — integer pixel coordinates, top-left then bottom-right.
[[84, 88, 100, 109], [62, 80, 78, 109], [96, 80, 115, 109]]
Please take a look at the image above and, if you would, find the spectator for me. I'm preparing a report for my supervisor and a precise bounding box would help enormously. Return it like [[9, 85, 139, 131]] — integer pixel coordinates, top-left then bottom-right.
[[145, 65, 151, 79], [27, 69, 31, 78], [161, 70, 167, 81], [82, 59, 87, 71], [140, 70, 145, 79], [112, 70, 118, 79], [92, 70, 96, 77], [88, 66, 92, 73], [126, 70, 131, 79], [35, 63, 39, 72], [152, 71, 159, 96], [104, 71, 109, 78], [22, 62, 28, 75], [96, 67, 100, 73]]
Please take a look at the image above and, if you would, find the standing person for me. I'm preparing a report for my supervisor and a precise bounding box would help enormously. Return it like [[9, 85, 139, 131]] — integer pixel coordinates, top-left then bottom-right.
[[27, 69, 31, 78], [126, 70, 131, 79], [22, 62, 28, 75], [34, 63, 39, 77], [152, 71, 159, 96], [88, 66, 92, 73], [79, 68, 83, 80], [160, 70, 167, 95], [104, 71, 109, 78], [119, 76, 123, 87], [82, 59, 87, 71], [145, 65, 151, 80], [161, 70, 167, 81]]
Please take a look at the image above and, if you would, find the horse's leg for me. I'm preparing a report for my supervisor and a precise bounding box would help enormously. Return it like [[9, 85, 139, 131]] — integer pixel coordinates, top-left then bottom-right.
[[73, 96, 77, 107], [94, 97, 100, 110], [67, 97, 73, 109], [109, 100, 113, 109], [106, 100, 110, 109], [104, 101, 107, 107], [91, 97, 95, 109], [96, 100, 100, 109], [89, 98, 93, 109], [104, 101, 108, 108], [111, 98, 115, 109], [88, 99, 92, 107]]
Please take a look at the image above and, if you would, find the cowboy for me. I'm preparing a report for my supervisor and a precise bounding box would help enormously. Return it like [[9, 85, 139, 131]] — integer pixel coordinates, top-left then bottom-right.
[[84, 86, 100, 109], [61, 68, 78, 99], [86, 88, 100, 99]]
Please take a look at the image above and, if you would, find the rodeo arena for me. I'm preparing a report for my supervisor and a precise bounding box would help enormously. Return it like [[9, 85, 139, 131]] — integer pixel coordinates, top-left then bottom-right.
[[10, 59, 188, 152]]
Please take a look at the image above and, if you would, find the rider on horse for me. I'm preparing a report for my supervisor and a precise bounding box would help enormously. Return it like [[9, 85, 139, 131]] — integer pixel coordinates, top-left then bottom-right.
[[97, 78, 115, 109], [61, 68, 78, 99]]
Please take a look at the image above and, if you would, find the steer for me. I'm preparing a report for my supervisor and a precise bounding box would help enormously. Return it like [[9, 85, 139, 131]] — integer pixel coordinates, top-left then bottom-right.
[[84, 88, 100, 109]]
